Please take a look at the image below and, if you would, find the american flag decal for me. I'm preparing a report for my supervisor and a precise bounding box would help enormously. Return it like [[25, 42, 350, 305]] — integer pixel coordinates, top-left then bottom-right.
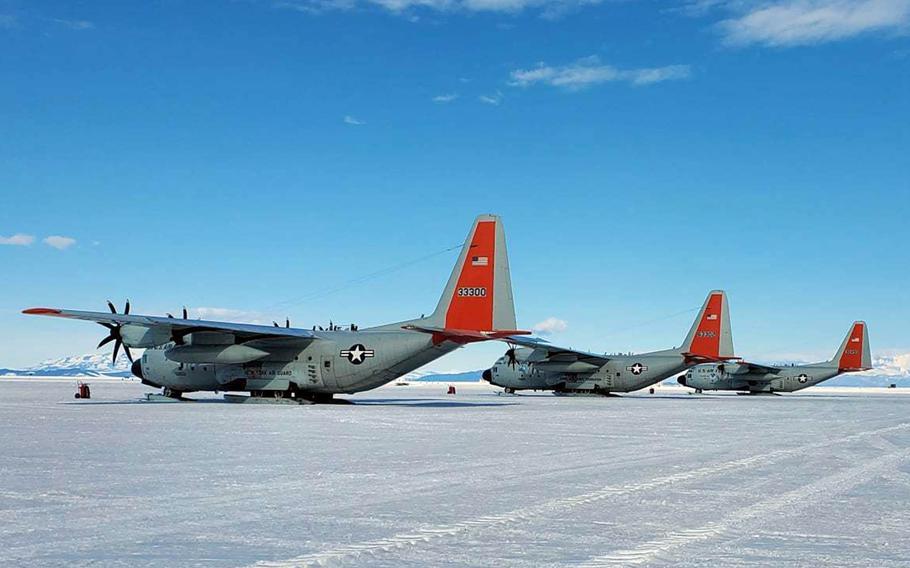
[[706, 314, 718, 320], [471, 256, 489, 266]]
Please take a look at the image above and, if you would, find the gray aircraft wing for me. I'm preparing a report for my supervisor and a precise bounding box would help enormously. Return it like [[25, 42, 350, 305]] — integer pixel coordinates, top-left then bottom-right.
[[22, 307, 319, 343], [731, 360, 781, 375], [505, 335, 611, 367]]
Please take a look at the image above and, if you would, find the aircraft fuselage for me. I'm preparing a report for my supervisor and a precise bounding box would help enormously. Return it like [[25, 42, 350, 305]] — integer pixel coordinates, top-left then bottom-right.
[[680, 362, 842, 393], [486, 348, 690, 394], [135, 330, 458, 396]]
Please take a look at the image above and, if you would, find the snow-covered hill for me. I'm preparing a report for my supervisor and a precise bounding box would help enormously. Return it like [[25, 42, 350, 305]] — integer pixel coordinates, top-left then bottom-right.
[[398, 370, 483, 383], [0, 352, 133, 378]]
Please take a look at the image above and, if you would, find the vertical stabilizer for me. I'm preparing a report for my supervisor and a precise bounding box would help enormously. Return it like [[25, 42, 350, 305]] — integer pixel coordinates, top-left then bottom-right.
[[680, 290, 734, 359], [832, 321, 872, 371], [424, 214, 517, 332]]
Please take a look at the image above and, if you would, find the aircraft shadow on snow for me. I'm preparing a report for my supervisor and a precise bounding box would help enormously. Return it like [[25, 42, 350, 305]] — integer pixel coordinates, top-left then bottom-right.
[[62, 397, 517, 408]]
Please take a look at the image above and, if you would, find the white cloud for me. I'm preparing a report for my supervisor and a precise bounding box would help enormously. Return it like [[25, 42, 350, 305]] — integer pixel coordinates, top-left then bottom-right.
[[52, 18, 95, 30], [432, 93, 459, 103], [275, 0, 357, 14], [718, 0, 910, 47], [509, 56, 691, 90], [478, 90, 504, 105], [533, 317, 569, 335], [0, 233, 35, 246], [275, 0, 603, 17], [862, 351, 910, 377], [43, 235, 76, 250], [343, 115, 365, 125]]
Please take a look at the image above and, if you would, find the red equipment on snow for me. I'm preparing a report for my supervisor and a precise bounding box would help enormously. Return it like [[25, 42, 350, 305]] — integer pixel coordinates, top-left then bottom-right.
[[75, 381, 91, 399]]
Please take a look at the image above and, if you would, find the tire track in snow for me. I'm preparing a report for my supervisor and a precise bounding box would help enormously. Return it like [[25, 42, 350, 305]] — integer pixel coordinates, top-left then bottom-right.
[[250, 422, 909, 568], [579, 447, 910, 566]]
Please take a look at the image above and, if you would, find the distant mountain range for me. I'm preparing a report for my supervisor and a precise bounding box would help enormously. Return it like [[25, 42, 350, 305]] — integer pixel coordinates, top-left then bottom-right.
[[2, 352, 907, 387], [398, 370, 483, 383], [0, 353, 133, 378]]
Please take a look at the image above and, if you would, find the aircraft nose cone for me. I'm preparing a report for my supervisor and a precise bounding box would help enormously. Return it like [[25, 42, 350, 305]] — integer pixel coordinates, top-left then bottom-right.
[[131, 359, 143, 379], [481, 369, 492, 383], [677, 375, 687, 387]]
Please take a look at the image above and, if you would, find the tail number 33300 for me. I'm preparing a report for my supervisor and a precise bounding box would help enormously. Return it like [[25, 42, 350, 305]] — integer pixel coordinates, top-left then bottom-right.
[[457, 287, 487, 297]]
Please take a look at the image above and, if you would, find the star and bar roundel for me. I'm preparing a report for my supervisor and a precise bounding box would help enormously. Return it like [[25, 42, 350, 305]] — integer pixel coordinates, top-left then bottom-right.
[[340, 344, 375, 365], [627, 363, 648, 376]]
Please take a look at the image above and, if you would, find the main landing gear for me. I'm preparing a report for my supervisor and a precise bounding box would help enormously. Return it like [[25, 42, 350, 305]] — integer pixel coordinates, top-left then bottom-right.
[[144, 388, 186, 402]]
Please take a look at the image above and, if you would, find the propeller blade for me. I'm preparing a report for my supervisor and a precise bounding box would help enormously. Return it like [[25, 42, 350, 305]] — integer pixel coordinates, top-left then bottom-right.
[[112, 339, 122, 364], [107, 300, 117, 314], [285, 318, 290, 328], [123, 345, 134, 363], [98, 322, 114, 331], [167, 313, 174, 318], [97, 334, 116, 349], [273, 321, 280, 327], [124, 299, 130, 315], [183, 307, 188, 319], [506, 347, 518, 369]]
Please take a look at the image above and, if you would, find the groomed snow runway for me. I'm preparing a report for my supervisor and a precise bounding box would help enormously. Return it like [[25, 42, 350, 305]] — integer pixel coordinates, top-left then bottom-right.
[[1, 379, 909, 567]]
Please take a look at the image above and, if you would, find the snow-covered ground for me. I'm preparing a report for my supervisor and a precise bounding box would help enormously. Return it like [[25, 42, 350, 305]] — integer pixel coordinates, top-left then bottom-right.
[[1, 379, 909, 567]]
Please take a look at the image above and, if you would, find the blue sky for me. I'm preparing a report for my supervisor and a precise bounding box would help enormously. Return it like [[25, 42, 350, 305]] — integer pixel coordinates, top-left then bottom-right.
[[1, 0, 908, 371]]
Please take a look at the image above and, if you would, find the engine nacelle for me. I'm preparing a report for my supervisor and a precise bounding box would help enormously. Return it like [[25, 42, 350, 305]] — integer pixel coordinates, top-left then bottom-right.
[[534, 360, 600, 374], [120, 325, 172, 348], [165, 344, 270, 364]]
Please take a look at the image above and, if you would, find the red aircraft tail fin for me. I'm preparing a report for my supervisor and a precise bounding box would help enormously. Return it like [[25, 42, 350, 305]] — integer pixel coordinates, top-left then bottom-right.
[[832, 321, 872, 372], [679, 290, 735, 360], [424, 214, 519, 334]]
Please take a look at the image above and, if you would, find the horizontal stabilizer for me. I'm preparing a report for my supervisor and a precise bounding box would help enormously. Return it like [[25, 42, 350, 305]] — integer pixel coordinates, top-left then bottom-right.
[[681, 352, 741, 365], [403, 324, 530, 344]]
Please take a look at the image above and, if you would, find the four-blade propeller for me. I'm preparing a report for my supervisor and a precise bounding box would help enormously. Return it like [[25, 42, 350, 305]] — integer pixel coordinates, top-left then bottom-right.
[[505, 346, 518, 369], [97, 301, 297, 361], [97, 299, 134, 364]]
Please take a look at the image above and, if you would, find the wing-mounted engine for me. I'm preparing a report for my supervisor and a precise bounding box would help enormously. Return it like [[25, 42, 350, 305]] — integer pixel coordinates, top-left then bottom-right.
[[531, 358, 601, 374], [511, 336, 609, 374], [165, 335, 270, 365], [163, 332, 313, 365], [120, 325, 172, 348]]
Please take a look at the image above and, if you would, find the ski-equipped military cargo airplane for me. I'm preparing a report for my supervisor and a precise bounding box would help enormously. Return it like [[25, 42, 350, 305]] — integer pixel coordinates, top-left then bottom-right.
[[482, 290, 735, 395], [678, 321, 871, 394], [24, 215, 527, 403]]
